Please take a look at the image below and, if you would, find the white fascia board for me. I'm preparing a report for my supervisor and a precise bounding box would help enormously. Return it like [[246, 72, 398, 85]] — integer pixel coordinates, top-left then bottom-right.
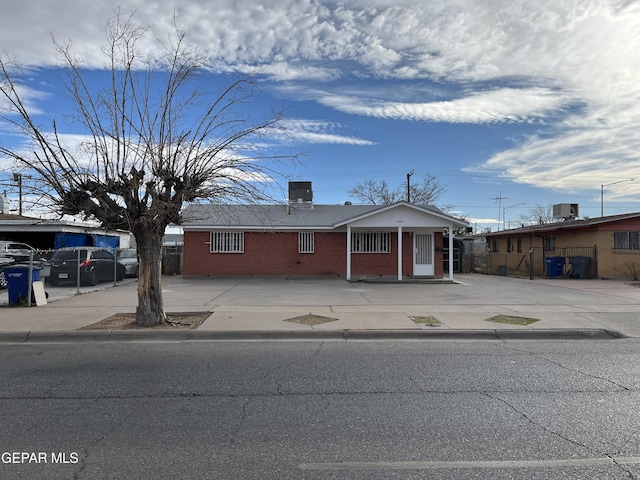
[[333, 202, 469, 228]]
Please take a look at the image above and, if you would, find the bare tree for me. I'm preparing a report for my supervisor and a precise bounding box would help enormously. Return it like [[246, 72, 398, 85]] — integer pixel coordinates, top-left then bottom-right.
[[0, 12, 295, 326], [348, 174, 445, 205], [518, 203, 554, 226]]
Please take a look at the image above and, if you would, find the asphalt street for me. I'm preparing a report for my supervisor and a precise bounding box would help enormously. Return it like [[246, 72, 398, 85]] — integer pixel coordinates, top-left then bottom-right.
[[1, 339, 640, 479]]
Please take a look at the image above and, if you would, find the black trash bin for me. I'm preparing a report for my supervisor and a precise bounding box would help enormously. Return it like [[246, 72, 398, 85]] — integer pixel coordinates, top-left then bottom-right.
[[569, 256, 590, 279], [545, 257, 565, 278]]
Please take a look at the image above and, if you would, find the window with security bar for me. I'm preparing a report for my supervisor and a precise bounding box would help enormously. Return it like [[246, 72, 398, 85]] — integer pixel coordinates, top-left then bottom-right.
[[299, 232, 314, 253], [613, 231, 640, 250], [210, 232, 244, 253], [351, 232, 390, 253]]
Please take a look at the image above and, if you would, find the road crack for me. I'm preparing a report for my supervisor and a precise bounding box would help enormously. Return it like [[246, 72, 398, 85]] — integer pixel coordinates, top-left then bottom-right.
[[484, 392, 636, 479], [498, 343, 631, 391]]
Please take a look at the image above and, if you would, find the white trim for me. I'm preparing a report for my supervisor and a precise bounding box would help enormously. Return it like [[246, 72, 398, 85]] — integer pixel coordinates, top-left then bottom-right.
[[333, 202, 469, 228], [448, 227, 454, 280], [346, 225, 351, 281], [397, 226, 403, 281]]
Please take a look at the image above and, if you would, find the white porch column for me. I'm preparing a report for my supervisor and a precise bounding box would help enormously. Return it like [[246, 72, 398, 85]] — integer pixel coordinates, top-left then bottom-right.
[[397, 225, 403, 281], [448, 225, 454, 281], [346, 225, 352, 281]]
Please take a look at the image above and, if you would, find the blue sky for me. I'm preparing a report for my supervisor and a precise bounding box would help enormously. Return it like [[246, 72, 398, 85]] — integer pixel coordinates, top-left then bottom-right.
[[2, 0, 640, 232]]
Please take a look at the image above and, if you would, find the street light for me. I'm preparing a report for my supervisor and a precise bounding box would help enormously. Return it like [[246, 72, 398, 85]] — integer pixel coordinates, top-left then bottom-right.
[[503, 203, 525, 231], [601, 178, 634, 217]]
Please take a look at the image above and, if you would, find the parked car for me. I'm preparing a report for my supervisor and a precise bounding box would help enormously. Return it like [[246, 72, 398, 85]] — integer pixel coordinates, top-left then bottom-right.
[[0, 241, 41, 263], [0, 241, 51, 283], [48, 248, 125, 286], [117, 249, 138, 277], [0, 256, 16, 289]]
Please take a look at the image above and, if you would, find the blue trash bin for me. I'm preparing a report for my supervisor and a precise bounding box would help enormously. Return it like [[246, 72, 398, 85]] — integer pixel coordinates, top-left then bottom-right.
[[545, 257, 565, 278], [4, 265, 40, 305]]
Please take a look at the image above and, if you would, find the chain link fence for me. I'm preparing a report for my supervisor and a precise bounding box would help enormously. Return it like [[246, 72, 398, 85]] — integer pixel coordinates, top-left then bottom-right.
[[0, 247, 138, 307], [0, 251, 51, 307]]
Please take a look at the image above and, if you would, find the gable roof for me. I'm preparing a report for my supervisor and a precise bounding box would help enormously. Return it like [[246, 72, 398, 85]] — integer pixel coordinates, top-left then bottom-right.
[[182, 202, 468, 231], [485, 212, 640, 237]]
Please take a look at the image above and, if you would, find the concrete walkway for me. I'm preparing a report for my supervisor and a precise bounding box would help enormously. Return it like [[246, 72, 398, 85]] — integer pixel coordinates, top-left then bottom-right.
[[1, 273, 639, 340]]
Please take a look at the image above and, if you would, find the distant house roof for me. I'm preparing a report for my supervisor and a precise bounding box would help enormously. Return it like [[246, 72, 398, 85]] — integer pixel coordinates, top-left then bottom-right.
[[485, 212, 640, 237], [0, 213, 41, 222], [0, 212, 128, 237], [182, 202, 468, 230]]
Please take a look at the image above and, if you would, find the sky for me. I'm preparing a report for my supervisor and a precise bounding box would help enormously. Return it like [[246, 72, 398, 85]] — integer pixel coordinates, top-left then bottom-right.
[[1, 0, 640, 232]]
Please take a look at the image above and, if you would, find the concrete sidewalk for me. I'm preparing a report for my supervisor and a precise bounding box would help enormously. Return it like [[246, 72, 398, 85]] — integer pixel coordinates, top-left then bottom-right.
[[1, 273, 639, 340]]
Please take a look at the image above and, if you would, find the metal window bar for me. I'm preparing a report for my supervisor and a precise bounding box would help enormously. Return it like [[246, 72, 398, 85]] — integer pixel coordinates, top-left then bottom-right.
[[298, 232, 314, 253], [614, 232, 640, 250], [351, 232, 390, 253], [211, 232, 244, 253]]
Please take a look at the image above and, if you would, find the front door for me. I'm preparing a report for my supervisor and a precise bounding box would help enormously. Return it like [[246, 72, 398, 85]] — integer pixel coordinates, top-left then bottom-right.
[[413, 233, 434, 276]]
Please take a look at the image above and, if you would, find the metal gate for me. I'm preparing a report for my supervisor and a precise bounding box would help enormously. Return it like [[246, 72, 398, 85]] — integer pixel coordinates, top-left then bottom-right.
[[443, 248, 461, 273], [517, 246, 596, 278]]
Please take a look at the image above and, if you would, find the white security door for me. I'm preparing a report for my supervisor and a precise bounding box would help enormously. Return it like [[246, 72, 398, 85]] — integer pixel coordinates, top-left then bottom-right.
[[413, 233, 434, 276]]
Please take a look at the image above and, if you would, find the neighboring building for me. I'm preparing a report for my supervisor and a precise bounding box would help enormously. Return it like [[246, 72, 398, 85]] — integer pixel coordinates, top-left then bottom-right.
[[182, 201, 469, 281], [0, 213, 130, 250], [483, 212, 640, 279]]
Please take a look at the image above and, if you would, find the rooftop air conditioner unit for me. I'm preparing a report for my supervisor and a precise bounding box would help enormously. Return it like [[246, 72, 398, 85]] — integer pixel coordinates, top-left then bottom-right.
[[553, 203, 578, 220], [288, 181, 313, 204]]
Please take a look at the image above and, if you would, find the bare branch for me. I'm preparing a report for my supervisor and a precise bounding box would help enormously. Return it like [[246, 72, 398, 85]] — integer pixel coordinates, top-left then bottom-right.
[[349, 174, 446, 205], [0, 12, 297, 325]]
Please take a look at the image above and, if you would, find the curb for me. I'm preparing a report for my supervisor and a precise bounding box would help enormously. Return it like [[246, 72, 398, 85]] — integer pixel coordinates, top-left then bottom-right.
[[0, 328, 624, 343]]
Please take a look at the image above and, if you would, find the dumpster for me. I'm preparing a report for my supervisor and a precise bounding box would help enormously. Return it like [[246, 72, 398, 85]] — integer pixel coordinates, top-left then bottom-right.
[[497, 265, 507, 276], [545, 256, 565, 278], [4, 265, 40, 305], [569, 256, 590, 279]]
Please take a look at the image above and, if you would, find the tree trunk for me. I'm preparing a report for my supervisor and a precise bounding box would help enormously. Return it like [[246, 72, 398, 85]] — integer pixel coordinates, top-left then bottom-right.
[[134, 229, 166, 326]]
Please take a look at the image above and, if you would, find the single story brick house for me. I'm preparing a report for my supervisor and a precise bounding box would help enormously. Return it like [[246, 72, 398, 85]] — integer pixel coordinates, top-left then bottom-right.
[[181, 201, 469, 281], [483, 212, 640, 279]]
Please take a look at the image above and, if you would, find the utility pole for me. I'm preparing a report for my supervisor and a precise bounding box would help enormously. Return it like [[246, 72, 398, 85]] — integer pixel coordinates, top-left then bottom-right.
[[13, 173, 22, 216], [490, 192, 507, 230], [406, 170, 414, 203]]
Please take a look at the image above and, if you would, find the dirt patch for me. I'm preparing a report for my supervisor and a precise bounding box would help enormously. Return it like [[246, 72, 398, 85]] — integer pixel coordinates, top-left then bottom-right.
[[283, 314, 338, 326], [410, 315, 441, 327], [79, 312, 211, 330], [485, 314, 540, 326]]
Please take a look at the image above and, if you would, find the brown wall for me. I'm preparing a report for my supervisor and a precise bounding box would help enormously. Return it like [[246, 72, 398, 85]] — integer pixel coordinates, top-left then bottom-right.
[[485, 217, 640, 279]]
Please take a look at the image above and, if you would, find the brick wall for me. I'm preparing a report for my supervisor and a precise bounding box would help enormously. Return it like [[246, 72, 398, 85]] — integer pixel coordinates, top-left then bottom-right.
[[596, 229, 640, 279], [183, 230, 446, 277], [183, 231, 346, 276], [486, 218, 640, 279]]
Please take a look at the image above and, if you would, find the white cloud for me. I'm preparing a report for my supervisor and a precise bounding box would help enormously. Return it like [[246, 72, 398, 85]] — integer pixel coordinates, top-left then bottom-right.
[[470, 102, 640, 199], [279, 119, 375, 145], [3, 0, 640, 195], [317, 87, 573, 123]]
